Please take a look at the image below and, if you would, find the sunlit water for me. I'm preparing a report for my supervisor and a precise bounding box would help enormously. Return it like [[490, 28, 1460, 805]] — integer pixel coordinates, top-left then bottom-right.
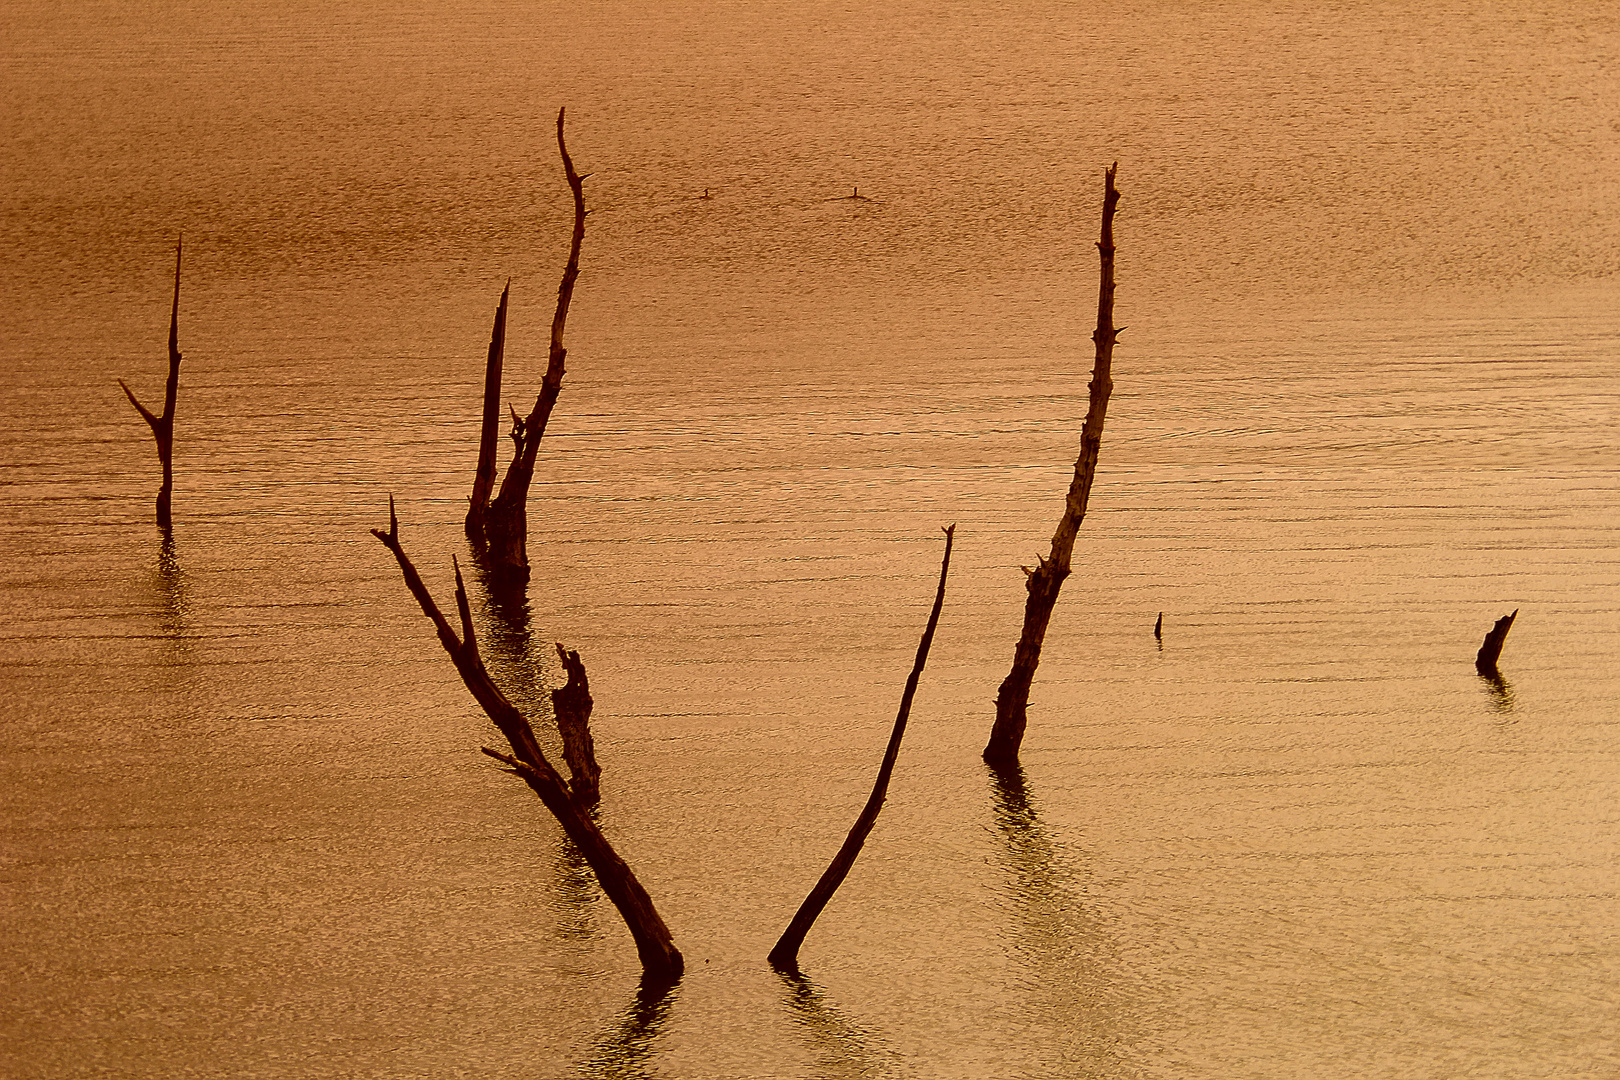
[[3, 2, 1618, 1078]]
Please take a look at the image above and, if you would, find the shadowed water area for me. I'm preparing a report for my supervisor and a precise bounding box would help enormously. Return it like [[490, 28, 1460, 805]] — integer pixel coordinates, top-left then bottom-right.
[[2, 1, 1618, 1077]]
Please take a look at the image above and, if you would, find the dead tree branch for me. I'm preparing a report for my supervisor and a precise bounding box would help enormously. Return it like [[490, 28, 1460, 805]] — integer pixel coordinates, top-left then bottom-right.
[[553, 643, 602, 805], [371, 498, 682, 982], [984, 164, 1121, 768], [1475, 609, 1518, 675], [465, 281, 510, 542], [480, 107, 589, 582], [768, 525, 956, 971], [119, 236, 184, 529]]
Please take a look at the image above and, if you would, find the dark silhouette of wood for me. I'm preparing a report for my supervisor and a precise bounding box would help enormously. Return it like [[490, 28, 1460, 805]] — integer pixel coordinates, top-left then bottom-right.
[[371, 499, 682, 982], [984, 164, 1121, 768], [119, 236, 184, 529], [553, 643, 601, 805], [1475, 609, 1518, 675], [480, 107, 589, 583], [465, 281, 510, 542], [1153, 612, 1163, 641], [768, 525, 956, 971]]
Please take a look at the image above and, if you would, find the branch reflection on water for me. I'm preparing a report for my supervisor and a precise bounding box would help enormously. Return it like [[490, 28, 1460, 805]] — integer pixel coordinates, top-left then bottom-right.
[[573, 977, 680, 1080], [1479, 671, 1516, 715], [468, 555, 551, 722], [549, 835, 600, 941], [986, 763, 1127, 1073], [153, 529, 190, 645], [777, 968, 904, 1080]]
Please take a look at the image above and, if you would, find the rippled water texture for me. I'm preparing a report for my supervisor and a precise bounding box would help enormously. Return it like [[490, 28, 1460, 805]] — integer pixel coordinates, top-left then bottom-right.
[[3, 2, 1618, 1077]]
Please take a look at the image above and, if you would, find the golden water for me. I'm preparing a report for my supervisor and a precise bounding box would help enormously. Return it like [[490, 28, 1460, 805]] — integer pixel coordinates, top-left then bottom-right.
[[3, 2, 1617, 1076]]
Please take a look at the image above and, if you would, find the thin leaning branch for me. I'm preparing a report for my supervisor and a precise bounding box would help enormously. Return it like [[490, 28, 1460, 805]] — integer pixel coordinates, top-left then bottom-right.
[[119, 236, 184, 529], [984, 164, 1121, 769], [768, 524, 956, 971], [371, 498, 682, 982]]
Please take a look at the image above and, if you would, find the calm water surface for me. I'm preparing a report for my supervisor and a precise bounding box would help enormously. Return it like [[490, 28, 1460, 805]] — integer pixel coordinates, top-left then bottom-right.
[[2, 2, 1617, 1077]]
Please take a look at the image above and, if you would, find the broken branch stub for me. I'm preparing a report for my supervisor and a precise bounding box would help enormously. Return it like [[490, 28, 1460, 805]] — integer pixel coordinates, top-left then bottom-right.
[[1475, 609, 1518, 675], [481, 107, 588, 582], [119, 236, 184, 529], [371, 499, 682, 982], [768, 525, 956, 972], [984, 164, 1121, 769], [553, 643, 601, 805]]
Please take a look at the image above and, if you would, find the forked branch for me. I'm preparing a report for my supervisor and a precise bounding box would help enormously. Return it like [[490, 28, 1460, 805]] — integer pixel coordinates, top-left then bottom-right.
[[481, 107, 591, 582], [119, 236, 184, 529], [371, 498, 682, 981]]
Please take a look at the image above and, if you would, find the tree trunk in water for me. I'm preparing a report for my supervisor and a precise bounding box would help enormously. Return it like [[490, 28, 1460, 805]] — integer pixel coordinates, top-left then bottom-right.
[[984, 165, 1121, 769], [465, 281, 510, 542], [768, 525, 955, 972], [483, 107, 588, 583], [1475, 609, 1518, 674], [371, 499, 682, 983], [119, 236, 183, 530], [553, 643, 601, 806]]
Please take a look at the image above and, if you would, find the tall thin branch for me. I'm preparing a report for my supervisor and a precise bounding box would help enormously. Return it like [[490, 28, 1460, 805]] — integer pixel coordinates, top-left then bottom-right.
[[768, 525, 956, 971], [372, 499, 683, 982], [984, 164, 1121, 768], [119, 236, 184, 529]]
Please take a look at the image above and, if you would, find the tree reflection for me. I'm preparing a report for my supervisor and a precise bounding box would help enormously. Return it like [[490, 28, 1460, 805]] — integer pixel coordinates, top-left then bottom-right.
[[573, 977, 679, 1080], [1479, 670, 1516, 715], [776, 968, 903, 1080], [985, 763, 1124, 1073], [152, 530, 190, 648], [467, 554, 551, 722], [549, 835, 600, 941]]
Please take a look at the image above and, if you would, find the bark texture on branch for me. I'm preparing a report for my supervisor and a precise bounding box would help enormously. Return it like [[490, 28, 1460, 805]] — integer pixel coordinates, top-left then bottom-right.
[[1475, 609, 1518, 674], [553, 643, 601, 806], [768, 525, 956, 971], [984, 164, 1121, 768], [119, 236, 184, 529], [371, 499, 682, 982], [481, 107, 589, 582], [465, 281, 510, 541]]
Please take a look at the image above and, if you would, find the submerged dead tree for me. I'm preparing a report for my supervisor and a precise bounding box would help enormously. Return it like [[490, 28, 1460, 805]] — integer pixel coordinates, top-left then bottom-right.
[[468, 107, 589, 583], [119, 236, 184, 529], [372, 499, 682, 982], [768, 525, 955, 972], [984, 164, 1121, 769]]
